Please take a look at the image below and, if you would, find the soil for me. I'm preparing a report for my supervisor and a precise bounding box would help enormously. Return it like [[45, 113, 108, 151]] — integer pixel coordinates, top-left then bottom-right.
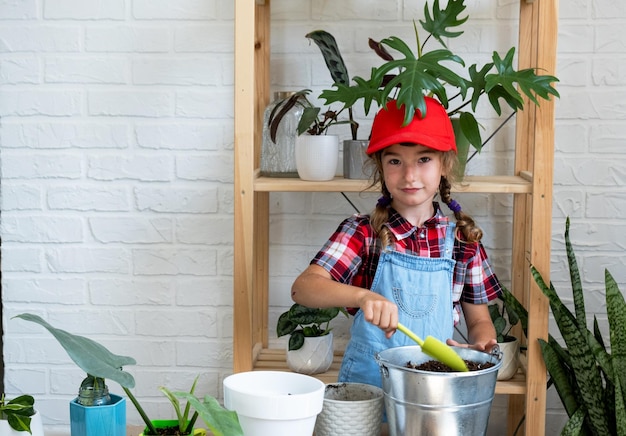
[[144, 427, 190, 436], [406, 359, 495, 372]]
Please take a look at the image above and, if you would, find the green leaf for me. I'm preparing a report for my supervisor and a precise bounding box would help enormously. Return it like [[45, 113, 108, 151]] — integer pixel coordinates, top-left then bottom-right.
[[606, 269, 626, 402], [420, 0, 468, 48], [175, 393, 243, 436], [288, 330, 305, 351], [457, 111, 481, 152], [298, 107, 321, 135], [306, 30, 350, 85], [374, 44, 467, 124], [532, 267, 610, 433], [276, 311, 297, 337], [319, 73, 383, 116], [6, 414, 31, 433], [499, 286, 528, 337], [560, 407, 586, 436], [14, 313, 136, 388], [485, 48, 559, 113], [539, 339, 580, 418], [614, 361, 626, 436], [564, 217, 586, 326]]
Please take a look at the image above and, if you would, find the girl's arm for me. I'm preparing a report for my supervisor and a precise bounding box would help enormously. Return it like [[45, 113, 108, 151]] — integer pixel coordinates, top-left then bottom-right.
[[448, 301, 497, 352], [291, 264, 399, 337]]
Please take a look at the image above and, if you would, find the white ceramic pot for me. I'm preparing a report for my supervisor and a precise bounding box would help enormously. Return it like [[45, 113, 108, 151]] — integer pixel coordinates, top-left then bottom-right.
[[286, 333, 334, 375], [0, 410, 45, 436], [314, 382, 384, 436], [295, 134, 339, 181], [496, 337, 520, 381], [223, 370, 324, 436]]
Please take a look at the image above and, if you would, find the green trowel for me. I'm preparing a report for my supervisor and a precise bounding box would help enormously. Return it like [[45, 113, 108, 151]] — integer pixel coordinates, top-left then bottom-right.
[[397, 322, 469, 372]]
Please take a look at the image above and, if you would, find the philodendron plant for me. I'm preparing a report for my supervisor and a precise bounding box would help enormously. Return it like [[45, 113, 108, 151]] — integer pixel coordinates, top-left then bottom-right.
[[277, 303, 348, 351], [0, 394, 36, 433], [532, 218, 626, 435], [310, 0, 559, 156], [14, 314, 243, 436]]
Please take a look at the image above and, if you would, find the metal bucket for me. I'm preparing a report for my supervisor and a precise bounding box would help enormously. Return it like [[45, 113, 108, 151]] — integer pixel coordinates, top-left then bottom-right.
[[376, 345, 502, 436]]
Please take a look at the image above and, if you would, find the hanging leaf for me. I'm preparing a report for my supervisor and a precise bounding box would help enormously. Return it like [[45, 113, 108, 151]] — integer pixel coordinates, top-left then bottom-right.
[[14, 313, 136, 388]]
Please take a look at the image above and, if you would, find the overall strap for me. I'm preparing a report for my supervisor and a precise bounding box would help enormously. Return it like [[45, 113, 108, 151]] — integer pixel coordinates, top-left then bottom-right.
[[443, 222, 456, 260]]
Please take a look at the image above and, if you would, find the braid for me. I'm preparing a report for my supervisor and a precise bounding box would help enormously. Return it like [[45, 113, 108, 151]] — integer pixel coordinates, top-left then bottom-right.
[[439, 176, 483, 243], [367, 153, 393, 250]]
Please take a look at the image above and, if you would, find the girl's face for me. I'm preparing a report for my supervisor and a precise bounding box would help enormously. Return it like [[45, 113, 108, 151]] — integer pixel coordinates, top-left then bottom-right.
[[381, 143, 444, 214]]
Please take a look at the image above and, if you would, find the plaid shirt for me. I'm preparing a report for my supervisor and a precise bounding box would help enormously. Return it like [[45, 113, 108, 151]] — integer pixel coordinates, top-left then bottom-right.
[[311, 204, 502, 323]]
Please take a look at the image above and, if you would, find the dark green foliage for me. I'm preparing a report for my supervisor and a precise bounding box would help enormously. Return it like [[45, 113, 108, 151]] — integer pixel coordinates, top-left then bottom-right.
[[316, 0, 559, 153], [488, 288, 521, 343], [534, 218, 626, 435], [277, 303, 348, 351], [0, 394, 35, 433]]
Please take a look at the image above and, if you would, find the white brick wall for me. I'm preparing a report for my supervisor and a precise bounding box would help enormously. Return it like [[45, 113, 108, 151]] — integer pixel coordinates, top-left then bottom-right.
[[1, 1, 624, 434]]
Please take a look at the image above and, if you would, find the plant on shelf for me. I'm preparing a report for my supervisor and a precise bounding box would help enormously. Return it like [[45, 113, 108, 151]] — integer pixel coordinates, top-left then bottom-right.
[[0, 394, 36, 434], [268, 89, 354, 141], [314, 0, 559, 171], [532, 218, 626, 435], [277, 303, 348, 351], [488, 291, 521, 344], [14, 313, 243, 436]]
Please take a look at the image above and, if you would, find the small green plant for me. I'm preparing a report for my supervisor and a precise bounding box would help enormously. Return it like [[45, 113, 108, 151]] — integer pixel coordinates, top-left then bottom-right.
[[14, 313, 243, 436], [533, 218, 626, 435], [0, 394, 36, 433], [277, 303, 348, 351], [488, 293, 520, 343], [268, 89, 354, 142]]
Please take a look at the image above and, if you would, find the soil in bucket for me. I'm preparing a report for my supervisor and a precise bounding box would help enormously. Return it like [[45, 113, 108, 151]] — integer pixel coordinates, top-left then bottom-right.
[[408, 359, 496, 372]]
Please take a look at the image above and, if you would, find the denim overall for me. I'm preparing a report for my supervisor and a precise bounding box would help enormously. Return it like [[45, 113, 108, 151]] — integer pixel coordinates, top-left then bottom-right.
[[338, 222, 457, 389]]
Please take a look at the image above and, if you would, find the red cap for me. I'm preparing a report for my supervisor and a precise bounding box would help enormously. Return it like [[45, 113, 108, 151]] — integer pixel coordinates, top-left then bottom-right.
[[366, 98, 456, 155]]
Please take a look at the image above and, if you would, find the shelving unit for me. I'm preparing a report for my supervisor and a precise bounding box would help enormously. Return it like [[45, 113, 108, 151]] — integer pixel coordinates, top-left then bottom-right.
[[233, 1, 558, 435]]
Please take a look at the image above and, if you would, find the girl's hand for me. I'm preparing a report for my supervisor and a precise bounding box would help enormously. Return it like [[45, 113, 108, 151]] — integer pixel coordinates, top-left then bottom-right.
[[446, 338, 499, 353], [359, 293, 398, 339]]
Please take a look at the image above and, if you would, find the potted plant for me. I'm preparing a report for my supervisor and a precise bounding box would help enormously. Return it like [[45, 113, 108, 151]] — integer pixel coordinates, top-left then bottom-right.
[[267, 89, 354, 181], [488, 291, 521, 380], [13, 314, 243, 436], [533, 218, 626, 435], [313, 0, 560, 177], [276, 303, 348, 374], [0, 394, 44, 436]]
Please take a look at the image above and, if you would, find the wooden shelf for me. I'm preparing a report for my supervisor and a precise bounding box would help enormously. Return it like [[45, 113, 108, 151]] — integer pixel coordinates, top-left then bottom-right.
[[251, 348, 527, 394], [254, 173, 533, 194], [234, 1, 557, 434]]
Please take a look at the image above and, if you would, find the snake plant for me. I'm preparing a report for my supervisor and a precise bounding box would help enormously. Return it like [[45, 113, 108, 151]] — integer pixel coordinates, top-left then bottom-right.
[[532, 218, 626, 435]]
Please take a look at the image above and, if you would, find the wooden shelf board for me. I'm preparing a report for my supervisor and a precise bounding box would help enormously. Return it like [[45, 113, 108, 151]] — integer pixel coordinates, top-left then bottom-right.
[[254, 174, 532, 194], [252, 348, 527, 394]]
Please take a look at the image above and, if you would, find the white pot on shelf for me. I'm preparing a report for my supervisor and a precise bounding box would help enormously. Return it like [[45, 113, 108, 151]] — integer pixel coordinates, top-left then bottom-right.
[[496, 336, 520, 381], [286, 333, 334, 375], [295, 134, 339, 181]]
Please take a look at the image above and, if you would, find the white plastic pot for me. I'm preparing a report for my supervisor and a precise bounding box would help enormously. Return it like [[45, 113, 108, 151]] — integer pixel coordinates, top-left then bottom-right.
[[496, 337, 520, 380], [223, 370, 324, 436], [295, 134, 339, 181]]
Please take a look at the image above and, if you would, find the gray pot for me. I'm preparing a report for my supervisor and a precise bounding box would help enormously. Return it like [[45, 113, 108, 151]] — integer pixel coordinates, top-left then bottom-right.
[[343, 140, 370, 179], [314, 382, 384, 436], [376, 345, 502, 436]]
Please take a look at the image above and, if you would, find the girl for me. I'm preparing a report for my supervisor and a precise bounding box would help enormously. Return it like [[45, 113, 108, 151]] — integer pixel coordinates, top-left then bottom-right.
[[291, 98, 502, 388]]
